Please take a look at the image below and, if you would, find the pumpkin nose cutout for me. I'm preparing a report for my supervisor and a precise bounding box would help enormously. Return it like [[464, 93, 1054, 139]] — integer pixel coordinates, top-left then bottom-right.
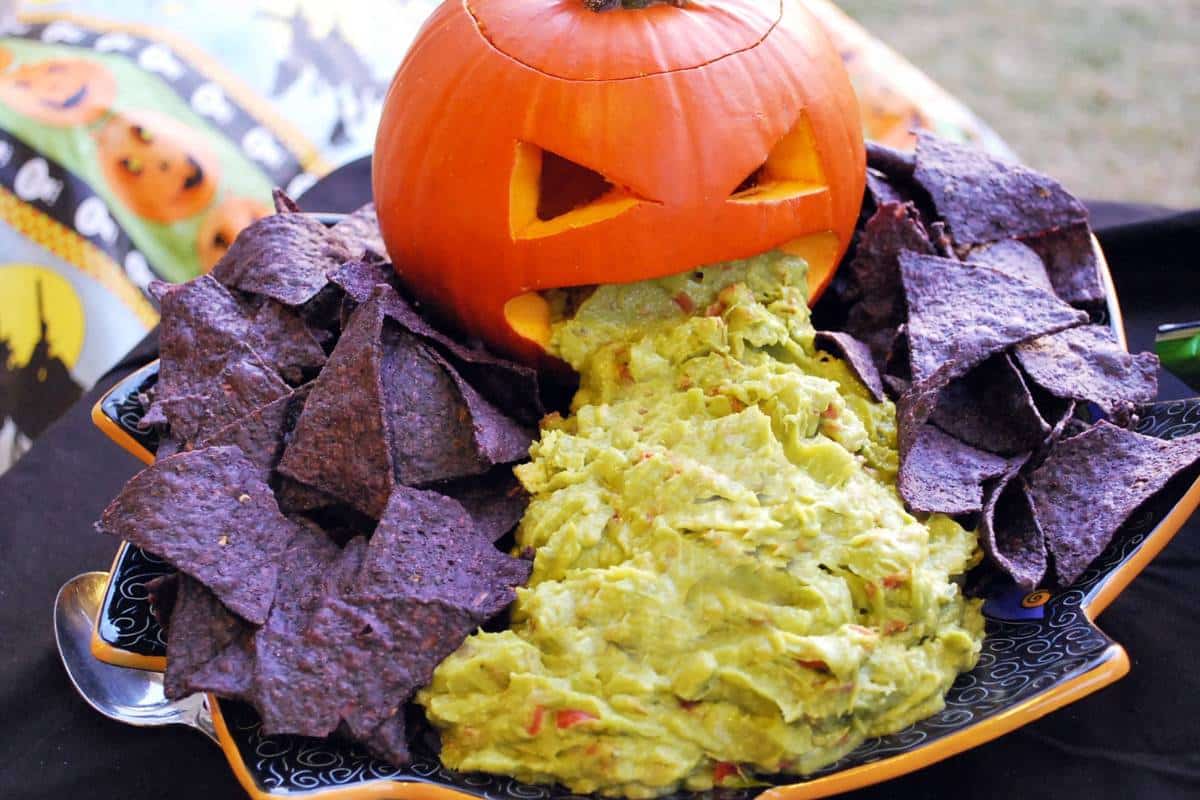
[[509, 141, 651, 241], [729, 110, 829, 205]]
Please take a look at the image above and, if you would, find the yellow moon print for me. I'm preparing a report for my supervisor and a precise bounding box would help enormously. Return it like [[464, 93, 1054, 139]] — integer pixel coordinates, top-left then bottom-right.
[[0, 265, 84, 370]]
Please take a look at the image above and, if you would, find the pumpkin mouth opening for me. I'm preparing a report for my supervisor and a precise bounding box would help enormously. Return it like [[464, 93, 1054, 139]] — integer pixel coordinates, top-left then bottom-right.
[[509, 141, 652, 241], [502, 229, 841, 351]]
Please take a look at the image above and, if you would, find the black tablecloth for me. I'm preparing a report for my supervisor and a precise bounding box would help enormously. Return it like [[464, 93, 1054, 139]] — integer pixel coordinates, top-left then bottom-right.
[[2, 161, 1198, 798]]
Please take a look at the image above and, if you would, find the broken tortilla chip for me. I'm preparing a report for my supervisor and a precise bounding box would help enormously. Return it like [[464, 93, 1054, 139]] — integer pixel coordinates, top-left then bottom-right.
[[931, 354, 1050, 455], [1028, 422, 1200, 584], [1014, 325, 1158, 424], [979, 457, 1046, 590], [899, 424, 1020, 516]]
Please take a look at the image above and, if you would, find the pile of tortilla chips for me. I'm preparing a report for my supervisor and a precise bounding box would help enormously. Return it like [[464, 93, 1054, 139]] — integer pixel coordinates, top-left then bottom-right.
[[97, 198, 536, 765], [820, 132, 1200, 589]]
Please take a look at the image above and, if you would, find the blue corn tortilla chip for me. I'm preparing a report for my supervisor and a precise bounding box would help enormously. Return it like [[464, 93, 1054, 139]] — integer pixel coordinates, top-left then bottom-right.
[[272, 188, 301, 214], [279, 289, 535, 518], [245, 486, 530, 765], [965, 239, 1054, 293], [435, 466, 529, 543], [153, 275, 319, 403], [1014, 325, 1158, 425], [931, 354, 1050, 456], [275, 476, 341, 514], [979, 457, 1045, 590], [298, 282, 346, 343], [913, 131, 1088, 246], [1028, 422, 1200, 584], [212, 212, 351, 307], [328, 257, 400, 305], [865, 168, 907, 207], [156, 349, 290, 446], [97, 446, 301, 625], [247, 523, 345, 737], [883, 374, 910, 401], [195, 384, 311, 482], [278, 293, 395, 518], [380, 323, 533, 486], [899, 423, 1020, 516], [352, 485, 532, 616], [900, 251, 1089, 383], [249, 300, 327, 383], [843, 202, 935, 366], [381, 290, 545, 427], [332, 203, 387, 260], [154, 276, 261, 401], [338, 488, 528, 746], [815, 331, 886, 402], [1023, 222, 1106, 306], [163, 574, 252, 701], [896, 363, 959, 459]]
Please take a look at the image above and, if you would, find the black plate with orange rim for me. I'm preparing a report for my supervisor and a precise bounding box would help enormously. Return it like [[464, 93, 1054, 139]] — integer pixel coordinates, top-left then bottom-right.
[[89, 357, 1200, 800]]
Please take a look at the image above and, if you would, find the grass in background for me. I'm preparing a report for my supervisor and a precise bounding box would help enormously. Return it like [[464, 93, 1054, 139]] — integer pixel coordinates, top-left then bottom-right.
[[837, 0, 1200, 208]]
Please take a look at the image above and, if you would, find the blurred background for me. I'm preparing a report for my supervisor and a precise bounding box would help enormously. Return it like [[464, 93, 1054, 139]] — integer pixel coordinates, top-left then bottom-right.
[[838, 0, 1200, 208], [0, 0, 1194, 474]]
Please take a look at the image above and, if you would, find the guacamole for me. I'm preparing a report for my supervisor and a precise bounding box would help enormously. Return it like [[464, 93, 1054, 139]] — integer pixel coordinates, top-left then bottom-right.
[[419, 253, 984, 798]]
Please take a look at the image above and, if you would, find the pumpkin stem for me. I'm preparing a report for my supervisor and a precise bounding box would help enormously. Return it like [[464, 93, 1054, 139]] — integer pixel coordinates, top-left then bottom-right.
[[584, 0, 685, 11]]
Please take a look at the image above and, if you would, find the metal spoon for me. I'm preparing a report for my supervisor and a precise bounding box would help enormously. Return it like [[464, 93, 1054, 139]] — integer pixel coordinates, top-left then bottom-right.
[[53, 571, 217, 743]]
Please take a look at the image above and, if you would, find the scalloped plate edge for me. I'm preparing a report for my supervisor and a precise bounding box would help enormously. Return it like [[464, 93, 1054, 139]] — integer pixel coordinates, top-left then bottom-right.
[[89, 540, 167, 672], [91, 359, 158, 467]]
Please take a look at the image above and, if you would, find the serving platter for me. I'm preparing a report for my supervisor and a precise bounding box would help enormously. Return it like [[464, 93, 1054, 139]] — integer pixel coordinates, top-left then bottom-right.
[[89, 320, 1200, 799]]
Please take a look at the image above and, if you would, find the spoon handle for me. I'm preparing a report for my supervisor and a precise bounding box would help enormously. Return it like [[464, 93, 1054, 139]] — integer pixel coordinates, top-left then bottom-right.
[[176, 692, 219, 744]]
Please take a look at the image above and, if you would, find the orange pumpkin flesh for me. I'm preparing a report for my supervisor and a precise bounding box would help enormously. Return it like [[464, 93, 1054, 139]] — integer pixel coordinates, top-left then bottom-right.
[[374, 0, 865, 364]]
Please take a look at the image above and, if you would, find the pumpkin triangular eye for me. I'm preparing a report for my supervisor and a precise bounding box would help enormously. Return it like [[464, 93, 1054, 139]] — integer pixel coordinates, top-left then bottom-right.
[[729, 110, 829, 204], [510, 142, 646, 240], [536, 150, 613, 221]]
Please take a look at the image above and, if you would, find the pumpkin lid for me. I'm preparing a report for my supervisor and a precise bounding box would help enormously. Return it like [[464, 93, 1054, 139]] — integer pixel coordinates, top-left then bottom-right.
[[466, 0, 781, 80]]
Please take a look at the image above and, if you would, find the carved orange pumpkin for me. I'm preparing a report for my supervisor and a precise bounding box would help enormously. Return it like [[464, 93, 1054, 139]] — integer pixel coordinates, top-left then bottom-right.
[[374, 0, 865, 363]]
